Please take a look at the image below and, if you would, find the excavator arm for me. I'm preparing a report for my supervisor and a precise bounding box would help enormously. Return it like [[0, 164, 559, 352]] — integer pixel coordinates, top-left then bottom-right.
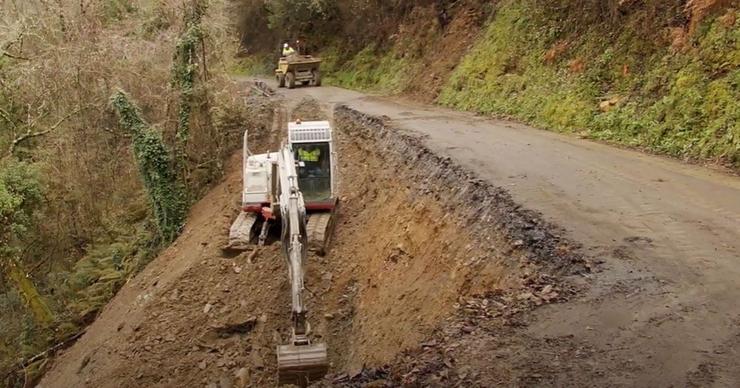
[[276, 144, 328, 386], [278, 145, 308, 329]]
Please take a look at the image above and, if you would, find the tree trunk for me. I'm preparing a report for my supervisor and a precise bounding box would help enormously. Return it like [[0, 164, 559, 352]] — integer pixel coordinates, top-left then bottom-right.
[[3, 257, 54, 326]]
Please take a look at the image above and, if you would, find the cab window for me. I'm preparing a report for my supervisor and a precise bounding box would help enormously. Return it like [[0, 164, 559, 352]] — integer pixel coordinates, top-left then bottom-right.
[[294, 143, 331, 201]]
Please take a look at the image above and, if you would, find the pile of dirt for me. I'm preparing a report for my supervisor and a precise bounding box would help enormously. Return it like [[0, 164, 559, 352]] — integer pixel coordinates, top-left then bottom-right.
[[290, 97, 326, 121], [38, 99, 587, 387]]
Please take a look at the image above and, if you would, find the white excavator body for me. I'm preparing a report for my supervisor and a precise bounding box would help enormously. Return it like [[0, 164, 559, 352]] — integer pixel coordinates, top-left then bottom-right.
[[225, 119, 338, 254], [242, 152, 277, 206]]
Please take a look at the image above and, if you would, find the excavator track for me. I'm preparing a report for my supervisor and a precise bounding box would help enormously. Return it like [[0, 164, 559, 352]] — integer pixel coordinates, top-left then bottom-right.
[[306, 212, 334, 256], [223, 211, 258, 252]]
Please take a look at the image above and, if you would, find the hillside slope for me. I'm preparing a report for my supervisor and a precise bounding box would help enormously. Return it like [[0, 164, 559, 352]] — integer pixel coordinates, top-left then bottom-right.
[[239, 0, 739, 169], [38, 95, 575, 387], [1, 1, 267, 385], [38, 77, 740, 386], [38, 152, 250, 387]]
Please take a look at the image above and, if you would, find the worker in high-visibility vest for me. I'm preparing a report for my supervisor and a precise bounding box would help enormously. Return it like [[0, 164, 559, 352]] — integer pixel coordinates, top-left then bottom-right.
[[298, 147, 321, 162], [282, 43, 296, 57]]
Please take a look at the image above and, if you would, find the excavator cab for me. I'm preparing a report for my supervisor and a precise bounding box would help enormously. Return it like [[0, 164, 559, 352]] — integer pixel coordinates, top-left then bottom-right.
[[288, 120, 336, 209]]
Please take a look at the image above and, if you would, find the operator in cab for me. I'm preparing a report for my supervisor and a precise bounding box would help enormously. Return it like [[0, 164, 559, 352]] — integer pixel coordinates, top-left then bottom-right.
[[297, 145, 322, 176], [298, 147, 320, 163]]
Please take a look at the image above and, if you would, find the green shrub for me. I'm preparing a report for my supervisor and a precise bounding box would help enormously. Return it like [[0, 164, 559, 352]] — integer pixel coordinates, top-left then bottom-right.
[[103, 0, 137, 21], [0, 161, 43, 256], [265, 0, 340, 39], [437, 1, 739, 167], [326, 45, 411, 93]]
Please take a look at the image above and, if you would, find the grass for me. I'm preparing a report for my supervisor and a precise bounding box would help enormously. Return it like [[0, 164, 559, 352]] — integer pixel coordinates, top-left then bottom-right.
[[437, 1, 739, 167], [229, 54, 274, 76], [302, 1, 738, 168], [323, 44, 415, 94]]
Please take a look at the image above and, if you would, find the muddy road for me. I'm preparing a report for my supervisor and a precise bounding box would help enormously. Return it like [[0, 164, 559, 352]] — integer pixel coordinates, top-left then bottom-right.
[[270, 80, 740, 386]]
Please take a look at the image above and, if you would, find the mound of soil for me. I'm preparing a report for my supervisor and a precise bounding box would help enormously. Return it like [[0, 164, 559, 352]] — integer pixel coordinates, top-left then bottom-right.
[[39, 100, 586, 387]]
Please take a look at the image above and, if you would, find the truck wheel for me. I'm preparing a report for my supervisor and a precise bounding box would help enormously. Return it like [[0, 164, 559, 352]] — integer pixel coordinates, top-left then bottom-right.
[[276, 74, 285, 88], [313, 70, 322, 87], [286, 72, 295, 89]]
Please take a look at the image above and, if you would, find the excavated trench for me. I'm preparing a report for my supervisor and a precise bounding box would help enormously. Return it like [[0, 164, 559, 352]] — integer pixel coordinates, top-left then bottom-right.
[[318, 106, 585, 376], [39, 98, 584, 387]]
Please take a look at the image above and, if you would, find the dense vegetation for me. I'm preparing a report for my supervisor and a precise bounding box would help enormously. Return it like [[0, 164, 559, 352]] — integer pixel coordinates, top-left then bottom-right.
[[238, 0, 738, 168], [0, 1, 269, 385], [0, 0, 736, 385], [438, 1, 738, 166]]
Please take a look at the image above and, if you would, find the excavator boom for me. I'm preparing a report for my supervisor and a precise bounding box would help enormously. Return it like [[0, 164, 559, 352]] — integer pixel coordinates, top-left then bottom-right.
[[276, 145, 328, 386], [224, 113, 333, 384]]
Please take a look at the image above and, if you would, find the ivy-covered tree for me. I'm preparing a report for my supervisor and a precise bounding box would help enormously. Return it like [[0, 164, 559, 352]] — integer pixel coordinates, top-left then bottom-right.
[[172, 0, 207, 145], [110, 91, 186, 243]]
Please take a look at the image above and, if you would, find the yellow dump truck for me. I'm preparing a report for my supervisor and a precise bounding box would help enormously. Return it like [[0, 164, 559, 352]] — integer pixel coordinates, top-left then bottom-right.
[[275, 55, 322, 89]]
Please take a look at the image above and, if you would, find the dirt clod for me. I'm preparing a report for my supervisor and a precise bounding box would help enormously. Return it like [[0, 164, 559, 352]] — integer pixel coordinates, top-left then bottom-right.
[[234, 367, 249, 388], [214, 317, 257, 336]]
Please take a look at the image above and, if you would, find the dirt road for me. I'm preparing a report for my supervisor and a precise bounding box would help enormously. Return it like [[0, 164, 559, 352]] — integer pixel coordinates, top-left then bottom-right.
[[272, 81, 740, 386]]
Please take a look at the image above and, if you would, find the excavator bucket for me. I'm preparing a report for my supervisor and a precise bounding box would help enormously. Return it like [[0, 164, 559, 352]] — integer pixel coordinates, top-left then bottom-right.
[[277, 342, 329, 386]]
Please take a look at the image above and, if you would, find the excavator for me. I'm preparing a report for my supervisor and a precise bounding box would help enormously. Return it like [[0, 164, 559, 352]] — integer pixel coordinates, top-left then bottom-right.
[[226, 119, 337, 255], [225, 116, 335, 385]]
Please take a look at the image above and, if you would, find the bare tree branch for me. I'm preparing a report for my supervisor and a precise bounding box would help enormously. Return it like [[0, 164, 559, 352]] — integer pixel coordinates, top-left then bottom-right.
[[6, 106, 85, 157], [27, 255, 51, 275], [1, 51, 30, 61], [27, 101, 49, 129], [0, 107, 17, 129], [1, 27, 29, 60], [2, 328, 87, 382]]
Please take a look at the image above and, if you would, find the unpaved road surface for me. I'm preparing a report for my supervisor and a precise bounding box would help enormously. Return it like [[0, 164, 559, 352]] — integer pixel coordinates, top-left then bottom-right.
[[271, 81, 740, 386]]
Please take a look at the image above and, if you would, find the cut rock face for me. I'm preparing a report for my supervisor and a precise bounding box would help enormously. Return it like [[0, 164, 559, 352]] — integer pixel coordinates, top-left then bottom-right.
[[316, 106, 584, 372]]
